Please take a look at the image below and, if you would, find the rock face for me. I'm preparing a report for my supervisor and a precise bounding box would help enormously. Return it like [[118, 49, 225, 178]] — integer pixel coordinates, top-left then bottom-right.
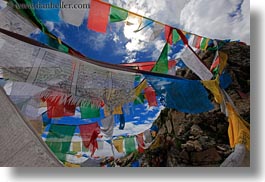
[[103, 42, 250, 167]]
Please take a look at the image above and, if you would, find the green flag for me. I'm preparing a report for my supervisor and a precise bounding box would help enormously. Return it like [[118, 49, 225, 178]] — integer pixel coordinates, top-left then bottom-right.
[[134, 93, 145, 105], [152, 43, 169, 74], [124, 136, 137, 155], [110, 6, 128, 23], [45, 124, 76, 162], [80, 103, 100, 119], [173, 29, 181, 44]]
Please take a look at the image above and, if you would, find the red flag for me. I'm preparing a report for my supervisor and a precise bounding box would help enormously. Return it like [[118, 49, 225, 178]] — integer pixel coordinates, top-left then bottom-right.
[[210, 55, 220, 71], [87, 0, 110, 33], [165, 25, 173, 45], [45, 96, 76, 118], [144, 86, 158, 107], [79, 122, 100, 156], [121, 60, 176, 71], [136, 133, 145, 153], [193, 36, 203, 49]]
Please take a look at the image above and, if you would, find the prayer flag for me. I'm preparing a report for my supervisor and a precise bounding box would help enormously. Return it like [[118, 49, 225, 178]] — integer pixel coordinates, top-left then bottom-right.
[[134, 80, 148, 98], [45, 124, 76, 162], [134, 18, 154, 33], [87, 0, 110, 33], [118, 112, 126, 130], [72, 142, 81, 152], [192, 35, 202, 49], [226, 103, 250, 151], [113, 138, 124, 153], [144, 86, 158, 107], [100, 115, 115, 138], [109, 6, 128, 22], [45, 96, 76, 119], [202, 78, 223, 104], [219, 71, 232, 89], [122, 60, 176, 72], [181, 46, 213, 80], [152, 43, 169, 74], [149, 23, 164, 41], [80, 103, 100, 119], [79, 122, 100, 156], [136, 133, 145, 153], [144, 74, 214, 114], [172, 29, 181, 44], [104, 105, 123, 116], [60, 0, 89, 26], [32, 0, 61, 22], [134, 93, 145, 105], [200, 37, 210, 51], [124, 136, 137, 155], [165, 25, 173, 45]]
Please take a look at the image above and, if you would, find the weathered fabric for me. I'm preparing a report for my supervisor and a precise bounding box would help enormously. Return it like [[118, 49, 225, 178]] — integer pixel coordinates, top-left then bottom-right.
[[118, 111, 126, 130], [80, 103, 100, 119], [45, 124, 76, 162], [0, 6, 36, 36], [100, 115, 115, 139], [134, 93, 145, 105], [87, 0, 110, 33], [134, 19, 154, 33], [144, 86, 158, 107], [109, 6, 128, 23], [136, 133, 145, 153], [180, 46, 213, 80], [149, 22, 164, 41], [43, 95, 76, 118], [32, 0, 61, 22], [124, 136, 137, 155], [165, 25, 173, 45], [226, 103, 250, 151], [152, 43, 169, 74], [201, 78, 223, 104], [0, 32, 136, 108], [79, 122, 100, 156], [144, 74, 214, 114], [60, 0, 89, 26], [191, 35, 210, 51], [121, 60, 176, 72], [113, 138, 124, 153]]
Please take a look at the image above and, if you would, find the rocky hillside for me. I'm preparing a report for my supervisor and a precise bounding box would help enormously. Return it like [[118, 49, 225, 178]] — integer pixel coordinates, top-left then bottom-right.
[[102, 41, 250, 167]]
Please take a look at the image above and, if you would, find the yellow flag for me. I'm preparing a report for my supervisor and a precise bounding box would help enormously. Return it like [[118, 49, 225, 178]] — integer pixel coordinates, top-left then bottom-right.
[[113, 138, 124, 153], [219, 51, 228, 74], [64, 162, 80, 168], [226, 103, 250, 151], [201, 78, 222, 104], [150, 136, 161, 150], [104, 105, 123, 116], [72, 142, 81, 152], [125, 12, 143, 27], [134, 80, 148, 98]]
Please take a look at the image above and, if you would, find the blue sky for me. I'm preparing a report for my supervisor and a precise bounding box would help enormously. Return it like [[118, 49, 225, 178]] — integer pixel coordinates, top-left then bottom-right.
[[27, 0, 250, 64]]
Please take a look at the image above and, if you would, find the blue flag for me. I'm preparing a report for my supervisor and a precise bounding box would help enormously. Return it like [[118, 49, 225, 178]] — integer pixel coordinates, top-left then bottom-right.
[[144, 75, 214, 114], [32, 0, 61, 22]]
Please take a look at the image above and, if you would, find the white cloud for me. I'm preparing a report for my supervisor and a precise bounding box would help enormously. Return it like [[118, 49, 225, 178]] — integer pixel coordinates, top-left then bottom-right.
[[106, 0, 250, 60], [180, 0, 250, 44], [113, 122, 152, 136], [106, 0, 188, 62], [45, 21, 65, 40]]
